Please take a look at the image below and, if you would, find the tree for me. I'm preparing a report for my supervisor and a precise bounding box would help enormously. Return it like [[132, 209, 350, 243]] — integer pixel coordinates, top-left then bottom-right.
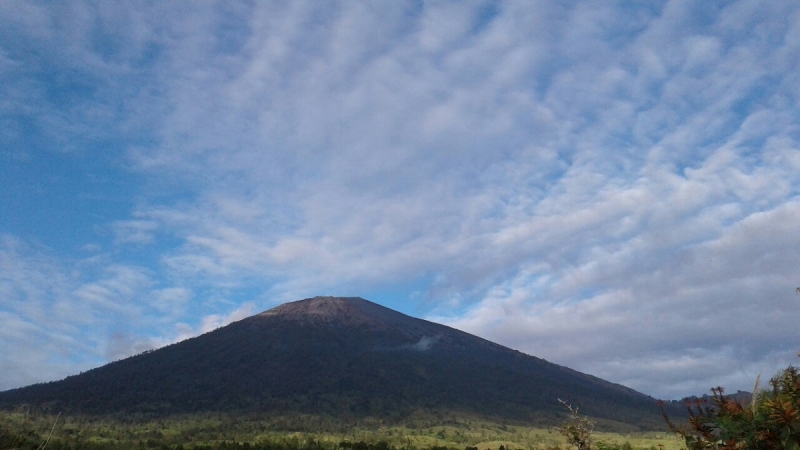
[[558, 399, 595, 450]]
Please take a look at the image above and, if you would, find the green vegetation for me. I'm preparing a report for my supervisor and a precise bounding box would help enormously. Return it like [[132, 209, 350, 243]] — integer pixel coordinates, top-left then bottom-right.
[[0, 410, 679, 450], [554, 400, 680, 450], [662, 357, 800, 449]]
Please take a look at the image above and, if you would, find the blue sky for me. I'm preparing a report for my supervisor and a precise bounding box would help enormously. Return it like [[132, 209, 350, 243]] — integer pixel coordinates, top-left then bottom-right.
[[1, 0, 799, 400]]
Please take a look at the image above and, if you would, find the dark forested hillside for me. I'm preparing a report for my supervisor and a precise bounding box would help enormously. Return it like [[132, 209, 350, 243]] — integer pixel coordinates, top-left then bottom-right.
[[0, 296, 670, 428]]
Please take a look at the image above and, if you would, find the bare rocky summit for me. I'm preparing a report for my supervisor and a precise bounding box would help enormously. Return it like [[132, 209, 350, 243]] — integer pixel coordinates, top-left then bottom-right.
[[259, 296, 409, 329]]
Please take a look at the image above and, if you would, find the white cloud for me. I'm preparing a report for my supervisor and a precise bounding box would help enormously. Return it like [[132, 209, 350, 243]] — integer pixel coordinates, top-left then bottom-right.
[[112, 220, 159, 245], [173, 302, 257, 343], [435, 199, 800, 399], [0, 234, 219, 390], [131, 1, 799, 399], [2, 0, 800, 400], [150, 287, 193, 315]]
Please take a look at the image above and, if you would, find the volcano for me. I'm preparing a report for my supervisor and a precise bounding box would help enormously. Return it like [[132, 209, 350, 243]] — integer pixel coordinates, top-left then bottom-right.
[[0, 296, 666, 427]]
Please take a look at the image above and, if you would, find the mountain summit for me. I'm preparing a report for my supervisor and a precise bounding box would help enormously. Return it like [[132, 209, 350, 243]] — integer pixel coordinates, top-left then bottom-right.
[[257, 296, 502, 350], [259, 296, 420, 329], [0, 296, 666, 428]]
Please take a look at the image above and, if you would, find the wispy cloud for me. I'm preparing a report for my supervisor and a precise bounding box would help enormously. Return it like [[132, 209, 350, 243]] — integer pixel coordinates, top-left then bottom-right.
[[112, 220, 159, 245], [0, 234, 239, 390], [1, 0, 799, 398]]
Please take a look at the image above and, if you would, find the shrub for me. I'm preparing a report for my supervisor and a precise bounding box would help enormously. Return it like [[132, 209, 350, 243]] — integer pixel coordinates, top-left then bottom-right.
[[661, 356, 800, 449]]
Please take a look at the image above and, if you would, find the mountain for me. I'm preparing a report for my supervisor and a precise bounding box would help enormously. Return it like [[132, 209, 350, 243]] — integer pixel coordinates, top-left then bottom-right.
[[0, 296, 670, 428]]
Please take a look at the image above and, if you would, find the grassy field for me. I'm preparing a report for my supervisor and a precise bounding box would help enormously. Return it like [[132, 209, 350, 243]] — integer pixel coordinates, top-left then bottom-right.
[[334, 422, 684, 450], [1, 410, 684, 450]]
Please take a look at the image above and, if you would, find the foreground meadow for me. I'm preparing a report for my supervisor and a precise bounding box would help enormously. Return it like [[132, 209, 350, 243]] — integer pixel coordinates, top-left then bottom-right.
[[1, 411, 682, 450]]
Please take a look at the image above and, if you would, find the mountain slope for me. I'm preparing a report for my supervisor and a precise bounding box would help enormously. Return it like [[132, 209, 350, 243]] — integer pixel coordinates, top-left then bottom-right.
[[0, 296, 667, 428]]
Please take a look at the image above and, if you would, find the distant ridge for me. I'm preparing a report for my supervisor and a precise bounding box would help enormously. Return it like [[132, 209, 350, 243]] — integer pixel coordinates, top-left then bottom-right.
[[0, 296, 671, 429]]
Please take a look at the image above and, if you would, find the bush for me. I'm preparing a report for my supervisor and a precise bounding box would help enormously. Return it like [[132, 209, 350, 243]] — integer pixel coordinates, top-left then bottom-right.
[[0, 415, 42, 450], [661, 356, 800, 449]]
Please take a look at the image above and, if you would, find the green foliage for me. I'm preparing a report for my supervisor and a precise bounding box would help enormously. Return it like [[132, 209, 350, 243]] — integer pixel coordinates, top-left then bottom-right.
[[555, 400, 679, 450], [0, 411, 45, 450], [595, 443, 635, 450], [0, 410, 680, 450], [662, 360, 800, 449]]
